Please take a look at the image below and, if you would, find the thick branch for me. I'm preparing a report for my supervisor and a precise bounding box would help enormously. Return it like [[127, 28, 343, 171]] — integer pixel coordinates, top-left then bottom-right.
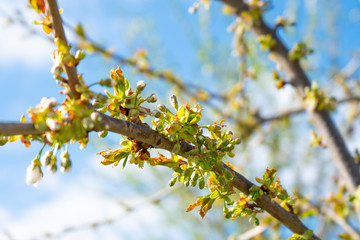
[[0, 118, 319, 239], [0, 122, 41, 136], [221, 0, 360, 193], [45, 0, 80, 99]]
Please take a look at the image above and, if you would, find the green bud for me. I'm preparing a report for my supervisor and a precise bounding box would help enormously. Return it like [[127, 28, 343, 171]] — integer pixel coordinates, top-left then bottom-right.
[[99, 78, 114, 87], [146, 93, 157, 103], [82, 117, 95, 130], [152, 109, 162, 118], [90, 111, 103, 122], [0, 136, 8, 146], [224, 169, 234, 181], [183, 168, 192, 178], [169, 176, 177, 187], [75, 49, 86, 60], [136, 80, 146, 93], [231, 138, 241, 145], [198, 176, 205, 189], [157, 104, 168, 112], [170, 95, 178, 111], [128, 109, 140, 120], [190, 171, 199, 187], [98, 130, 108, 138]]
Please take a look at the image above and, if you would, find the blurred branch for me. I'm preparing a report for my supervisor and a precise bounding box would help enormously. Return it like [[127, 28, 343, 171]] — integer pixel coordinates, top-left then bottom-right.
[[236, 225, 268, 240], [319, 204, 360, 239], [258, 96, 360, 124], [220, 0, 360, 195], [25, 186, 179, 240]]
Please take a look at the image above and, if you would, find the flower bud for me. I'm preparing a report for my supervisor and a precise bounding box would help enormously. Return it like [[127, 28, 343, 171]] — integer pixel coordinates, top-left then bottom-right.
[[26, 159, 43, 187], [51, 65, 62, 76], [90, 111, 102, 122], [198, 176, 205, 189], [82, 117, 95, 130], [128, 109, 140, 120], [152, 109, 162, 118], [169, 176, 177, 187], [75, 49, 86, 60], [136, 80, 146, 93], [157, 104, 168, 112], [99, 78, 114, 87], [0, 136, 8, 146], [41, 150, 53, 166], [98, 130, 108, 138], [231, 138, 241, 145], [48, 163, 57, 174], [170, 95, 178, 110], [146, 93, 158, 103], [40, 97, 57, 109], [60, 152, 72, 173], [46, 118, 60, 131], [139, 149, 150, 160]]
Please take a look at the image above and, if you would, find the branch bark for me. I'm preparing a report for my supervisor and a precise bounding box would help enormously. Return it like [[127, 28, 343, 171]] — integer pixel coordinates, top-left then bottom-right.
[[220, 0, 360, 193]]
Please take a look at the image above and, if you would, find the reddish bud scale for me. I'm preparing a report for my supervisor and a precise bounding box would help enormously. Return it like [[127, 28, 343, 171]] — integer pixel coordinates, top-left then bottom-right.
[[139, 149, 150, 160], [119, 107, 126, 115]]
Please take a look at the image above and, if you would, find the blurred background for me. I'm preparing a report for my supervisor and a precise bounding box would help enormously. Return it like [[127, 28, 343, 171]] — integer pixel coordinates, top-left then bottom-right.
[[1, 0, 360, 239]]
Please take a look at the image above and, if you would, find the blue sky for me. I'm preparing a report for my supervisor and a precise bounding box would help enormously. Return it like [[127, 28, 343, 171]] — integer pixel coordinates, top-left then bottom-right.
[[1, 0, 360, 239]]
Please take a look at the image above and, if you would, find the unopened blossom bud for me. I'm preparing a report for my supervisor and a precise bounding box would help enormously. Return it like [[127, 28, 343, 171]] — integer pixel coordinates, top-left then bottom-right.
[[0, 136, 8, 146], [60, 152, 72, 173], [170, 95, 178, 110], [26, 159, 43, 187], [157, 104, 168, 112], [168, 176, 177, 187], [139, 149, 150, 160], [40, 97, 57, 109], [90, 111, 102, 122], [99, 78, 114, 87], [128, 109, 140, 120], [152, 109, 162, 118], [146, 93, 157, 103], [136, 80, 146, 93], [98, 130, 108, 138], [82, 118, 95, 130], [75, 49, 85, 60], [48, 163, 57, 174], [46, 118, 60, 131], [51, 65, 62, 76], [41, 150, 53, 166]]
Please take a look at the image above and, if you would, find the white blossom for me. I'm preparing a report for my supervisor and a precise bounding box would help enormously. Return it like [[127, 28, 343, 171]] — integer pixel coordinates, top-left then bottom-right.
[[26, 161, 43, 187]]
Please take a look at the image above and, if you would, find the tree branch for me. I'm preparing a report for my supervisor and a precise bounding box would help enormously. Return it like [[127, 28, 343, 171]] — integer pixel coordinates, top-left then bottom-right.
[[0, 117, 320, 239], [45, 0, 80, 99], [259, 96, 360, 123], [1, 0, 322, 238], [0, 122, 41, 136], [220, 0, 360, 193]]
